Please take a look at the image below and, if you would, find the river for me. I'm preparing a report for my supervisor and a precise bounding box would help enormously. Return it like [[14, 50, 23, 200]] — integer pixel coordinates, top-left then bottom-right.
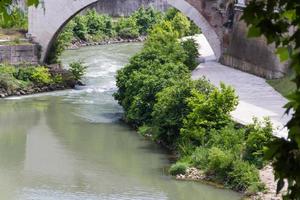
[[0, 43, 242, 200]]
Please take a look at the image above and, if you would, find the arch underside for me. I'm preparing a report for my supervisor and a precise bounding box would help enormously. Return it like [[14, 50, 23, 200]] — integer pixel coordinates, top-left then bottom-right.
[[28, 0, 222, 62], [28, 0, 99, 62]]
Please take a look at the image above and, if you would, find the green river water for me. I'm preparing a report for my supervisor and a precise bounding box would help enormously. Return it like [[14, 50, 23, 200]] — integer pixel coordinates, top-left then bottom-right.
[[0, 43, 242, 200]]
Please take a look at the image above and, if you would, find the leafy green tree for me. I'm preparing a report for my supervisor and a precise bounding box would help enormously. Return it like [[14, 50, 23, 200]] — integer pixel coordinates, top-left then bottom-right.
[[152, 78, 214, 144], [164, 7, 179, 21], [115, 17, 140, 39], [242, 1, 300, 198], [244, 118, 274, 168], [132, 6, 163, 34], [181, 38, 199, 70], [180, 83, 238, 145], [85, 9, 106, 36], [188, 21, 201, 36], [73, 15, 87, 41], [69, 61, 87, 81], [171, 12, 191, 37], [0, 7, 27, 29], [0, 0, 39, 21]]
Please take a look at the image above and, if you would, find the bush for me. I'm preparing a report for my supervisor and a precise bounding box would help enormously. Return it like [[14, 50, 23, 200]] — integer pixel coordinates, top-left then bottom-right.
[[114, 21, 190, 125], [190, 147, 209, 168], [164, 8, 179, 21], [208, 124, 245, 154], [31, 67, 52, 85], [188, 21, 201, 36], [181, 38, 199, 70], [180, 83, 238, 145], [207, 147, 234, 178], [0, 7, 27, 29], [73, 15, 87, 40], [151, 79, 195, 143], [152, 78, 214, 144], [85, 9, 105, 35], [171, 12, 191, 37], [169, 162, 189, 175], [132, 6, 163, 34], [244, 118, 274, 168], [13, 67, 35, 81], [69, 61, 87, 81], [229, 160, 263, 193], [115, 17, 140, 39]]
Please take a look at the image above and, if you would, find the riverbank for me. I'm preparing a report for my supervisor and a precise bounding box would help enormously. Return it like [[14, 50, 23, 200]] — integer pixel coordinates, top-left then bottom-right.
[[68, 36, 146, 49], [0, 64, 81, 98]]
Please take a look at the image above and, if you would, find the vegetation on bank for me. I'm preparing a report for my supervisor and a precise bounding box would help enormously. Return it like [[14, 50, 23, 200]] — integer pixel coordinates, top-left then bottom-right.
[[114, 15, 274, 195], [0, 62, 86, 97], [48, 7, 201, 63], [267, 71, 296, 97], [0, 7, 27, 30], [243, 1, 300, 198]]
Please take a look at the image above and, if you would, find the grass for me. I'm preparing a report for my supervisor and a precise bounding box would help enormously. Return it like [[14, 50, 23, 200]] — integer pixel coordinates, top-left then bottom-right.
[[267, 71, 296, 97]]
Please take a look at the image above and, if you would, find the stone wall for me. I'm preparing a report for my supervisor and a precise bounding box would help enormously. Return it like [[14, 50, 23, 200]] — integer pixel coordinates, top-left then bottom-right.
[[0, 44, 39, 65], [15, 0, 169, 16], [220, 10, 288, 79], [88, 0, 169, 16]]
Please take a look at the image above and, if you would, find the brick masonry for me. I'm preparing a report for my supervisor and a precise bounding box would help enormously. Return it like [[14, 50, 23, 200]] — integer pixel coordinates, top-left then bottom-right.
[[0, 44, 39, 65]]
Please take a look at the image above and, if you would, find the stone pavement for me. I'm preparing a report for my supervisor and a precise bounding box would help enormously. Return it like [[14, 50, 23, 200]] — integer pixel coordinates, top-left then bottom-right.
[[192, 61, 289, 138]]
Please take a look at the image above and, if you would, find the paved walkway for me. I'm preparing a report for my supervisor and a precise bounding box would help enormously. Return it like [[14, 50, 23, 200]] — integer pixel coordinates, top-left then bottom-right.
[[192, 35, 289, 138]]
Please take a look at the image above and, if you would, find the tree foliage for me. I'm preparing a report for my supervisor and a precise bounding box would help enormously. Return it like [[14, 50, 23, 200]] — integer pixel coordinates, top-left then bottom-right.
[[242, 1, 300, 198], [0, 0, 39, 21]]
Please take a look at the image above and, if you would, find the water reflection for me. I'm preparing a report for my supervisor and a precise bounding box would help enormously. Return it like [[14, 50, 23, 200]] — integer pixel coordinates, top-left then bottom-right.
[[0, 43, 242, 200]]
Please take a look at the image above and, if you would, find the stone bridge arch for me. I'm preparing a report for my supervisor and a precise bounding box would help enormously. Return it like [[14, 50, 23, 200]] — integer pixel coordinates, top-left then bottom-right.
[[28, 0, 222, 63], [28, 0, 287, 78]]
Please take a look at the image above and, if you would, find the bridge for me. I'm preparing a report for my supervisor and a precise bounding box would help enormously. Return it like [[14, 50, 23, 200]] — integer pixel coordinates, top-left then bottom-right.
[[28, 0, 287, 79]]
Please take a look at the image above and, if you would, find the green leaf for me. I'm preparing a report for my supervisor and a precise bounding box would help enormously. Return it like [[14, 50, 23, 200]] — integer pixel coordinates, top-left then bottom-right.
[[276, 47, 290, 62], [247, 26, 261, 38], [27, 0, 39, 7]]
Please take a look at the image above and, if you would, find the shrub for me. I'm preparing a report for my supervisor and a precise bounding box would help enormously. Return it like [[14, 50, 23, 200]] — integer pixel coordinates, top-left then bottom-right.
[[171, 12, 191, 37], [53, 74, 63, 84], [169, 162, 189, 175], [228, 160, 263, 193], [244, 118, 274, 168], [114, 21, 190, 125], [208, 124, 245, 154], [115, 17, 140, 39], [73, 15, 87, 40], [188, 21, 201, 36], [151, 78, 214, 144], [181, 38, 199, 70], [132, 6, 163, 34], [164, 8, 179, 21], [69, 61, 87, 81], [207, 147, 234, 178], [0, 65, 17, 75], [190, 147, 209, 168], [152, 78, 196, 143], [14, 67, 35, 81], [85, 9, 105, 35], [0, 7, 27, 29], [31, 67, 52, 85], [180, 84, 238, 145]]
